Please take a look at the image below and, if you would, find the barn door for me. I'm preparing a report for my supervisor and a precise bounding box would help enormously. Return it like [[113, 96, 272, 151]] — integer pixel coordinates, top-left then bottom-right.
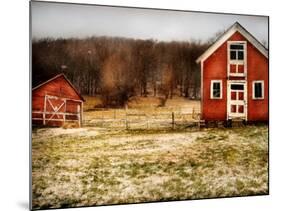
[[43, 95, 66, 125], [227, 82, 247, 120]]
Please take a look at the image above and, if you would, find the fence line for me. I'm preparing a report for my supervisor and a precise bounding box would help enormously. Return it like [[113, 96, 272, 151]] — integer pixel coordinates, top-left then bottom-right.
[[83, 107, 202, 129]]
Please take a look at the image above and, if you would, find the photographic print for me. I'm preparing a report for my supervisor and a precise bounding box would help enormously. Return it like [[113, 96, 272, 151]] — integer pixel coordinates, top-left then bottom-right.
[[30, 1, 269, 210]]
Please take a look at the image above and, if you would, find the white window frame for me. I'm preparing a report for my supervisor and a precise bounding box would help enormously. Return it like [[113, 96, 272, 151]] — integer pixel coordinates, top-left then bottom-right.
[[210, 80, 222, 99], [229, 43, 245, 62], [227, 41, 247, 77], [252, 80, 264, 100]]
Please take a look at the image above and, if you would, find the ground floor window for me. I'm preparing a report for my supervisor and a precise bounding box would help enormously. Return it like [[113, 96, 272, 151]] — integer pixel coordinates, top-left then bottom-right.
[[210, 80, 222, 99], [252, 80, 264, 99]]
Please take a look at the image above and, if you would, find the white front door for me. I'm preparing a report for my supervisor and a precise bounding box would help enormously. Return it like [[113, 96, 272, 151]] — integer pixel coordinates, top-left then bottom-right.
[[227, 81, 247, 120]]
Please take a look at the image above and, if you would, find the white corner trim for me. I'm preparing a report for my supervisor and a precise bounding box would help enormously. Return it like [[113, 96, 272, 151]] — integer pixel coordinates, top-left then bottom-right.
[[210, 80, 223, 99], [252, 80, 265, 100], [200, 61, 204, 119], [196, 22, 268, 63]]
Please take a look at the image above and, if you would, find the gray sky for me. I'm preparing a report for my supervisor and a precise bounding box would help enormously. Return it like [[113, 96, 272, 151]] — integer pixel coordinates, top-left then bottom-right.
[[31, 1, 268, 44]]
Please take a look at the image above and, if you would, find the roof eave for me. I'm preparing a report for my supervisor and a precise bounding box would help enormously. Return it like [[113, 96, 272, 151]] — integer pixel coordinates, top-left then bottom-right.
[[196, 22, 268, 64], [32, 73, 85, 102], [196, 57, 203, 64]]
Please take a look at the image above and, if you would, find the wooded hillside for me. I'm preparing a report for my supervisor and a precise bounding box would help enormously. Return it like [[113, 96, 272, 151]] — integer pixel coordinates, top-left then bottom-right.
[[32, 36, 208, 106]]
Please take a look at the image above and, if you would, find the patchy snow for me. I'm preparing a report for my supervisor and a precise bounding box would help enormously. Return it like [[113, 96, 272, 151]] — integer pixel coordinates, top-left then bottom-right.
[[32, 126, 268, 209], [33, 127, 101, 140]]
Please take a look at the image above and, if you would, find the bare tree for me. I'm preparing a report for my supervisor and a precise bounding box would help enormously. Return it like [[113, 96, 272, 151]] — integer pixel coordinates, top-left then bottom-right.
[[32, 35, 208, 107]]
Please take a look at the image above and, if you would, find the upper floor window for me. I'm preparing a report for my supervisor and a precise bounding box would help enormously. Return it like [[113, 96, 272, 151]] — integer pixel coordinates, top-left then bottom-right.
[[228, 41, 247, 77], [230, 44, 244, 61]]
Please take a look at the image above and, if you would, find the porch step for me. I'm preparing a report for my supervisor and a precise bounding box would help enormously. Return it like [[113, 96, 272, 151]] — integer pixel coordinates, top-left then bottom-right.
[[231, 118, 246, 127]]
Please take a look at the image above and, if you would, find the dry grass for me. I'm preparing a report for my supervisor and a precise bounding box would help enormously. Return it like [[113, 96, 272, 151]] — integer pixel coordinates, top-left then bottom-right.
[[32, 125, 268, 209], [83, 96, 201, 129], [82, 95, 103, 111], [83, 95, 200, 111], [127, 96, 162, 108]]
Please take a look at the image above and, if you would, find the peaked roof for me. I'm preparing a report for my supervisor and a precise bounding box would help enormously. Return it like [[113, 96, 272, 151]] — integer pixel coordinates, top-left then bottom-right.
[[32, 73, 85, 101], [196, 22, 268, 63]]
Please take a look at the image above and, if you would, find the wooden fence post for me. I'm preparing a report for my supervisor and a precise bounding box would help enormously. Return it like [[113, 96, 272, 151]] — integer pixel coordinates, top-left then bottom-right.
[[101, 109, 104, 127], [125, 111, 128, 130], [172, 112, 175, 130], [80, 102, 84, 127], [192, 107, 195, 119]]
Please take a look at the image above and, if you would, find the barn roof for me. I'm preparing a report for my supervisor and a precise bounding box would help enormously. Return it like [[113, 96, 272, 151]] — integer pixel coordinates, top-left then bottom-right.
[[196, 22, 268, 63], [32, 73, 85, 101]]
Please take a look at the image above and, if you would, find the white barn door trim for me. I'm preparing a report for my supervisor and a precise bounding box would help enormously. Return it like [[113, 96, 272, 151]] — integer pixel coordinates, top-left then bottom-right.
[[41, 94, 82, 126], [227, 80, 248, 121], [43, 95, 66, 125]]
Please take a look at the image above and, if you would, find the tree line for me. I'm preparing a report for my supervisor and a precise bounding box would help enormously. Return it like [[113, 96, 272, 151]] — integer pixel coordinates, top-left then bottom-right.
[[32, 36, 208, 107]]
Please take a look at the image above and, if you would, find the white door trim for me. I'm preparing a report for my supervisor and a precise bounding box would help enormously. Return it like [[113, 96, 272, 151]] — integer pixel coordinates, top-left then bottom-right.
[[227, 80, 248, 120]]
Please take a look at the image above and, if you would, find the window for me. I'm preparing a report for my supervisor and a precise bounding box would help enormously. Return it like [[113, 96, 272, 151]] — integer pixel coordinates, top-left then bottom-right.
[[252, 81, 264, 99], [230, 44, 244, 61], [231, 84, 244, 90], [228, 42, 246, 77], [211, 80, 222, 99]]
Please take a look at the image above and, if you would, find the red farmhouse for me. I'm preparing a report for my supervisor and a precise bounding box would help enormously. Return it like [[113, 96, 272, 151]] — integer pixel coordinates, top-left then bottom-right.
[[196, 22, 268, 123], [32, 74, 85, 127]]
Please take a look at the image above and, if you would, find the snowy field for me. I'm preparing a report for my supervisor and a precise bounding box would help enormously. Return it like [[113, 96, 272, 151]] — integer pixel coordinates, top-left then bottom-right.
[[32, 125, 268, 209]]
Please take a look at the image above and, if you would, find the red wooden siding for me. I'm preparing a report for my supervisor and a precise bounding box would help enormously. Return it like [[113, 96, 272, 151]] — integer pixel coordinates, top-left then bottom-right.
[[202, 39, 228, 121], [247, 39, 269, 121], [32, 74, 84, 127], [202, 31, 268, 122]]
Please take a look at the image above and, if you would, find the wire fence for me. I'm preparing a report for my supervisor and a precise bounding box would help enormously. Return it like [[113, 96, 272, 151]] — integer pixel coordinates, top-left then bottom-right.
[[83, 107, 202, 129]]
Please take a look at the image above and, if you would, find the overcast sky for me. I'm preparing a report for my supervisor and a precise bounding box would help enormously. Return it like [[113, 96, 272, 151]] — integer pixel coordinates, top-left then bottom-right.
[[31, 1, 268, 44]]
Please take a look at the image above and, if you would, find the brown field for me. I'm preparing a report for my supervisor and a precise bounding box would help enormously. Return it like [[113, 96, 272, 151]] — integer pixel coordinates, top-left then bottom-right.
[[32, 97, 268, 209], [83, 96, 201, 129]]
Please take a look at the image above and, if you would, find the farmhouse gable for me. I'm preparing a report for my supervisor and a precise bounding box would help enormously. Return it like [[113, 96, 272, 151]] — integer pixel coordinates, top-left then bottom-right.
[[196, 22, 268, 63], [196, 22, 268, 123], [32, 74, 85, 102]]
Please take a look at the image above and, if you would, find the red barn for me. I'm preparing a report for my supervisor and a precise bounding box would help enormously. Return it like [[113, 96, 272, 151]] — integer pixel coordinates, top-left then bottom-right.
[[196, 22, 268, 123], [32, 74, 85, 127]]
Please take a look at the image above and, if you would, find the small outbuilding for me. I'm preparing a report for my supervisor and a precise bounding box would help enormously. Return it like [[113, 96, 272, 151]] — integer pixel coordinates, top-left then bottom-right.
[[32, 74, 85, 127], [196, 22, 268, 123]]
